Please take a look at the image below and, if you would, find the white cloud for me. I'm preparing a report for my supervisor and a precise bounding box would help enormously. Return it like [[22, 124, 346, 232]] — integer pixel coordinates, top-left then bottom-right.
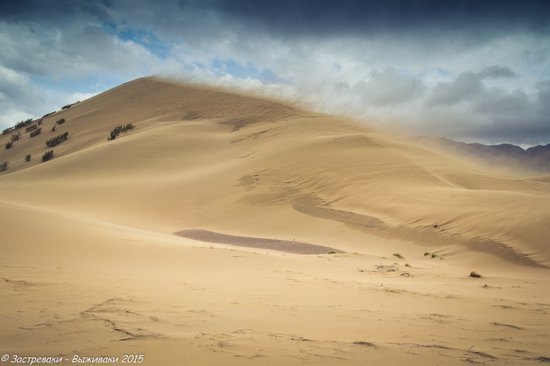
[[0, 65, 48, 126], [64, 91, 99, 105]]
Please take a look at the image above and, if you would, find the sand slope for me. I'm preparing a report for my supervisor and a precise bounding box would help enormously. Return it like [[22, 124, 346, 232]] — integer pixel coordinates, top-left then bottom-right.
[[1, 77, 549, 365]]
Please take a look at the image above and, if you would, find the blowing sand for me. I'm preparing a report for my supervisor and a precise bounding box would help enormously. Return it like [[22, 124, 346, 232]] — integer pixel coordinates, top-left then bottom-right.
[[1, 77, 549, 365]]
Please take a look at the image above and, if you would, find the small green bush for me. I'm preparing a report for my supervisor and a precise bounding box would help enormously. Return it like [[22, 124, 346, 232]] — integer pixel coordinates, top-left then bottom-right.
[[0, 161, 8, 171], [25, 154, 31, 162], [393, 253, 404, 259], [42, 150, 54, 162], [5, 141, 13, 150], [55, 118, 66, 125]]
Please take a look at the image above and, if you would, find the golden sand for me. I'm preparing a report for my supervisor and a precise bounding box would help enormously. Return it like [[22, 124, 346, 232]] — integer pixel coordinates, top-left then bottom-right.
[[1, 77, 549, 365]]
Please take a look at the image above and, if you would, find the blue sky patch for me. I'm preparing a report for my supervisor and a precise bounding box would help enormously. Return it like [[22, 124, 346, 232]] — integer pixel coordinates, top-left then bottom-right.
[[102, 21, 170, 58]]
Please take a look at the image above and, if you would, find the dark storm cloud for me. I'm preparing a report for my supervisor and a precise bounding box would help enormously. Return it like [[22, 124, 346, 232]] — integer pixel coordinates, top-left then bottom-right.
[[424, 69, 550, 143], [468, 95, 550, 142], [213, 0, 550, 37], [0, 0, 111, 22], [427, 71, 483, 106], [4, 0, 549, 36], [478, 66, 517, 79], [426, 66, 519, 106], [534, 80, 550, 121]]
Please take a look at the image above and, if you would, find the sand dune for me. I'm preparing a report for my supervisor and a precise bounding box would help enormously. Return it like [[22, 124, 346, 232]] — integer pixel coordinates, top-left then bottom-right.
[[1, 77, 549, 365]]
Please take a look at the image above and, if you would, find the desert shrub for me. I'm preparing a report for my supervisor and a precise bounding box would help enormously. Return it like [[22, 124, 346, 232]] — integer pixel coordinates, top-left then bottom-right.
[[353, 341, 376, 347], [56, 118, 66, 125], [37, 119, 43, 125], [25, 154, 31, 162], [2, 127, 14, 135], [15, 119, 33, 129], [5, 141, 13, 150], [45, 132, 69, 147], [469, 271, 482, 278], [25, 124, 38, 133], [0, 161, 8, 171], [30, 128, 42, 137], [11, 132, 21, 142], [3, 119, 35, 135], [393, 253, 404, 259], [62, 101, 79, 110], [42, 150, 54, 162], [51, 125, 56, 132], [42, 111, 56, 118], [107, 123, 135, 140]]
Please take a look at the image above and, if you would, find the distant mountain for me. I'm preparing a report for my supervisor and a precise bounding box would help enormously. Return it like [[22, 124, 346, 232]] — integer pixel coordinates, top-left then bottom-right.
[[414, 136, 550, 174]]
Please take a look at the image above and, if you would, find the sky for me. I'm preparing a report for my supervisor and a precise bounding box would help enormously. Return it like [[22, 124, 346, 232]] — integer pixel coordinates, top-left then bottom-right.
[[1, 0, 550, 146]]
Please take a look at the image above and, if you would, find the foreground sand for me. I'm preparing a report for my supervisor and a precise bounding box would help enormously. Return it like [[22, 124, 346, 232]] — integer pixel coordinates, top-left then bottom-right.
[[1, 77, 549, 365]]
